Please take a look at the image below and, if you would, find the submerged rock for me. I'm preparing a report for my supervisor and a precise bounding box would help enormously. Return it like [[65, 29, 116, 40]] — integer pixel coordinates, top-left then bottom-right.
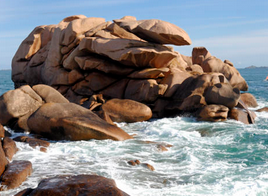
[[0, 160, 32, 191], [13, 136, 50, 152], [256, 107, 268, 112]]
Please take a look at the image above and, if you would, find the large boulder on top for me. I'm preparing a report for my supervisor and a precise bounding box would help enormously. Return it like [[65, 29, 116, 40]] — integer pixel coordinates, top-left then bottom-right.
[[102, 98, 152, 123], [22, 175, 129, 196], [106, 22, 143, 41], [114, 17, 191, 46], [27, 103, 132, 141]]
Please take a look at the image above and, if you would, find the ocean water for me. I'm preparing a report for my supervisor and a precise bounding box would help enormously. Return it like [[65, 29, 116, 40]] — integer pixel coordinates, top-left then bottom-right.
[[1, 68, 268, 196]]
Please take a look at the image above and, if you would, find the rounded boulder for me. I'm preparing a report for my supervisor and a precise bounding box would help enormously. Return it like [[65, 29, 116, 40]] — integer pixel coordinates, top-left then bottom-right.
[[102, 98, 152, 123], [240, 93, 258, 108]]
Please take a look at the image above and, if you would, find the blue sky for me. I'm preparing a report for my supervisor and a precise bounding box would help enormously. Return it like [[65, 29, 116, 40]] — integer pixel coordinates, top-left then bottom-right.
[[0, 0, 267, 69]]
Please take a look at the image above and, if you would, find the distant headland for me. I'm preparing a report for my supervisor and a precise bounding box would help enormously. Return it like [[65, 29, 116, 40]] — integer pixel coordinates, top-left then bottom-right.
[[245, 65, 268, 69]]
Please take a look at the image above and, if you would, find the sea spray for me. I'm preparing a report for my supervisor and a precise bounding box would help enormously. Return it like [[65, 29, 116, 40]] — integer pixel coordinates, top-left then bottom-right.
[[1, 69, 268, 196]]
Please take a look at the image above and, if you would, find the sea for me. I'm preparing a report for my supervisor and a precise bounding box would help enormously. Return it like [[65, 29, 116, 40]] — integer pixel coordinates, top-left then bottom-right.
[[1, 68, 268, 196]]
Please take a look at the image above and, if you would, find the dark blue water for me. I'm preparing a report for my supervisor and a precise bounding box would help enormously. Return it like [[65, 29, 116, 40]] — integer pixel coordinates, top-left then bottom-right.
[[1, 69, 268, 196]]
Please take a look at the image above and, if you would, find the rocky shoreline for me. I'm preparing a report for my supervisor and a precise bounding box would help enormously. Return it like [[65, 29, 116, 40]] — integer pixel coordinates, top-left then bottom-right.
[[0, 15, 266, 195]]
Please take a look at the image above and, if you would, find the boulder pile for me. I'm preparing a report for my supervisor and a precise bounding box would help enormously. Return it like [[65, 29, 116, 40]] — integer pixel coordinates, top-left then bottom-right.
[[0, 84, 132, 141], [11, 15, 254, 124]]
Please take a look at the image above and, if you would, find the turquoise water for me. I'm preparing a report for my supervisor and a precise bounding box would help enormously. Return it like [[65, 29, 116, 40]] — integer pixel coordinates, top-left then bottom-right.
[[0, 70, 13, 96], [1, 69, 268, 196]]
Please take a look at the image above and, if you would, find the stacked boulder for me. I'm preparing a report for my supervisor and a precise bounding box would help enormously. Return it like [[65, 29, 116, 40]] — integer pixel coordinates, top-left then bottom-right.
[[11, 15, 254, 123]]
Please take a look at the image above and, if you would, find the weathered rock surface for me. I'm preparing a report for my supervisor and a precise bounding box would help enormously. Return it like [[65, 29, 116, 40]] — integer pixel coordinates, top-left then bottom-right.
[[229, 108, 256, 124], [127, 159, 155, 171], [204, 83, 240, 108], [11, 15, 250, 123], [0, 124, 4, 138], [32, 84, 69, 103], [0, 160, 32, 191], [102, 98, 152, 123], [198, 105, 229, 122], [0, 141, 8, 176], [240, 93, 258, 108], [2, 137, 18, 161], [24, 175, 129, 196], [79, 37, 177, 68], [114, 18, 192, 45], [201, 56, 248, 91], [0, 85, 42, 125], [61, 17, 105, 46], [192, 47, 211, 65], [14, 188, 34, 196], [28, 103, 132, 141]]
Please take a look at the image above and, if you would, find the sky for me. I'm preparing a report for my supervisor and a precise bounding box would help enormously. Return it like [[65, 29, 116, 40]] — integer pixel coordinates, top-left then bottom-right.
[[0, 0, 267, 69]]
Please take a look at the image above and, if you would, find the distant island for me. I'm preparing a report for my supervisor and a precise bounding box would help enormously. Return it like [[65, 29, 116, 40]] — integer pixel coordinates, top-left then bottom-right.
[[245, 65, 268, 69]]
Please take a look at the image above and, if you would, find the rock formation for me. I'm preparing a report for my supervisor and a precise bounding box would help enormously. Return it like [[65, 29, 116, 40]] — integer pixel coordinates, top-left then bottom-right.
[[3, 14, 261, 195], [11, 15, 252, 126]]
